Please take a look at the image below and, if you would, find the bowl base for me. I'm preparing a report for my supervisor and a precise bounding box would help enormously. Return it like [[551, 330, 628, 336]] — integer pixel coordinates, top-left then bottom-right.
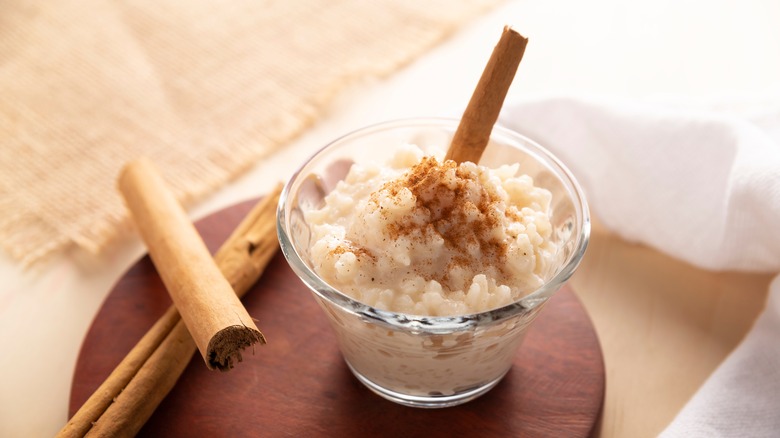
[[345, 360, 508, 408]]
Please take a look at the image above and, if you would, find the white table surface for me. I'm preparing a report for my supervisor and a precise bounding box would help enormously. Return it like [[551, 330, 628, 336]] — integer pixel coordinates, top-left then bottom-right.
[[2, 1, 779, 436]]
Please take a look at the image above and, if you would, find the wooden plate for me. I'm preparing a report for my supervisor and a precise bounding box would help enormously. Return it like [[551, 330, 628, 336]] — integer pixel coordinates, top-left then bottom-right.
[[69, 199, 605, 437]]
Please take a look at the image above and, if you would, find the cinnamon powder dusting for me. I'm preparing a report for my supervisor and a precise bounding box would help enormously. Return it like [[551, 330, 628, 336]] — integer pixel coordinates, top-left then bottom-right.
[[368, 156, 511, 291], [329, 240, 375, 261]]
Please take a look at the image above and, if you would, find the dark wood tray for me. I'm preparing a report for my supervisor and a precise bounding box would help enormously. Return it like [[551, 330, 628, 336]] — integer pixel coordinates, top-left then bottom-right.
[[69, 199, 605, 437]]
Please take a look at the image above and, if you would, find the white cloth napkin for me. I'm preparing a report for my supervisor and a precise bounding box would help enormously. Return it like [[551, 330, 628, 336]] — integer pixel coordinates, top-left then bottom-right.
[[501, 96, 780, 437]]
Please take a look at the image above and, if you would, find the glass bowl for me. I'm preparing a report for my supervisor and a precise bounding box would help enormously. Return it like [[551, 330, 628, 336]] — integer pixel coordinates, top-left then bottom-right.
[[277, 118, 590, 408]]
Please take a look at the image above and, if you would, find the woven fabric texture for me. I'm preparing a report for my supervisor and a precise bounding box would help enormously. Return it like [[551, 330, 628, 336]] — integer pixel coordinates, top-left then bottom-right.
[[0, 0, 501, 265]]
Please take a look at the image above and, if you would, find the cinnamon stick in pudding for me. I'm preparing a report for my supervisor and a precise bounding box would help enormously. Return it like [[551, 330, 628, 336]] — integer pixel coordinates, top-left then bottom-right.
[[445, 26, 528, 164], [118, 158, 264, 370]]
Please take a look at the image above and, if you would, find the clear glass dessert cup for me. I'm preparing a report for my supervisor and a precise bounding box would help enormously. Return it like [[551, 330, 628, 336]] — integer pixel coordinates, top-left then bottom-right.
[[277, 118, 590, 408]]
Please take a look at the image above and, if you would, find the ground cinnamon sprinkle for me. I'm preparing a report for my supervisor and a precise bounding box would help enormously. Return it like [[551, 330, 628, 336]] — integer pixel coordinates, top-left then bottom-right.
[[330, 240, 376, 261], [368, 156, 511, 291]]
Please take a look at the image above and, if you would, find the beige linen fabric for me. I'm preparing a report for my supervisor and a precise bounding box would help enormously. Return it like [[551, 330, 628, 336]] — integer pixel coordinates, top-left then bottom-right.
[[0, 0, 502, 265]]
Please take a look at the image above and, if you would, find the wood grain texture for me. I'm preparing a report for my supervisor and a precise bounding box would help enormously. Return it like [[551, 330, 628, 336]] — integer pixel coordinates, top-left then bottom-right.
[[70, 200, 605, 437]]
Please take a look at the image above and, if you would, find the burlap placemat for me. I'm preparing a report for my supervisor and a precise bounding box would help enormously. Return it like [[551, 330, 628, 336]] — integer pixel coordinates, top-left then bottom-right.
[[0, 0, 502, 265]]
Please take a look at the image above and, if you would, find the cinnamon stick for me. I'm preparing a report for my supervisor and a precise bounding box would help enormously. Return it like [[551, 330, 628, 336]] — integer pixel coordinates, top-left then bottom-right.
[[58, 183, 283, 438], [57, 306, 179, 438], [87, 319, 196, 438], [118, 158, 263, 371], [445, 26, 528, 164]]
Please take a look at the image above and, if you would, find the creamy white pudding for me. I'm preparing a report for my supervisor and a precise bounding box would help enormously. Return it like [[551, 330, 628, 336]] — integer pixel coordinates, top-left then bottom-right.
[[306, 144, 555, 316]]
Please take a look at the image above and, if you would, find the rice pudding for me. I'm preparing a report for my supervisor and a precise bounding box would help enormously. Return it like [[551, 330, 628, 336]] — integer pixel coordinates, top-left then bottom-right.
[[278, 119, 589, 406], [306, 144, 555, 316]]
